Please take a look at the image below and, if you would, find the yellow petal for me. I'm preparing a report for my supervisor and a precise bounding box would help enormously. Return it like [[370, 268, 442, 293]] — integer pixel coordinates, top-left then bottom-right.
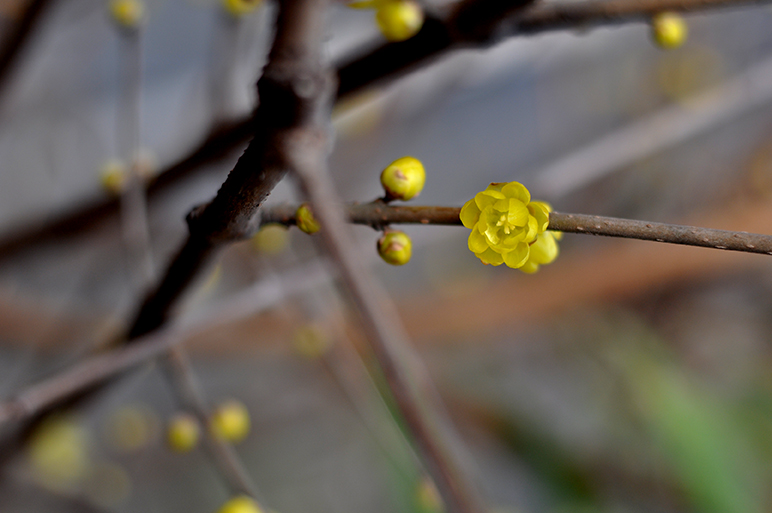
[[530, 232, 559, 264], [475, 190, 505, 210], [506, 200, 529, 226], [501, 182, 530, 204], [459, 199, 480, 229], [477, 247, 504, 266], [520, 260, 540, 274], [468, 229, 488, 253], [502, 243, 530, 268], [528, 202, 550, 232]]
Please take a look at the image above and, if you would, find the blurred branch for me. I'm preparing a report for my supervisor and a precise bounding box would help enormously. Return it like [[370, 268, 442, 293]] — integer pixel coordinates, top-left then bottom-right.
[[3, 0, 768, 258], [164, 349, 262, 500], [0, 0, 55, 101], [289, 136, 484, 513]]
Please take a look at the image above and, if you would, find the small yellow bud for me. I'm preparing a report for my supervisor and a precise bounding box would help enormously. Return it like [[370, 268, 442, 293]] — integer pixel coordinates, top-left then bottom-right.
[[100, 159, 128, 195], [109, 0, 145, 28], [380, 156, 425, 201], [251, 224, 289, 254], [222, 0, 261, 17], [166, 413, 200, 453], [375, 1, 424, 42], [378, 230, 412, 265], [651, 12, 687, 49], [296, 203, 321, 234], [210, 400, 250, 443], [217, 495, 263, 513]]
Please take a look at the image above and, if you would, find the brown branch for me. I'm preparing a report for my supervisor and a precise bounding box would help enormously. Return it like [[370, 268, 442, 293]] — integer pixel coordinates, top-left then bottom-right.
[[261, 202, 772, 255]]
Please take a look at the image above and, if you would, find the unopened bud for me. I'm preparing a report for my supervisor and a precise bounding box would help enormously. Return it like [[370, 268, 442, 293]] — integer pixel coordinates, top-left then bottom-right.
[[377, 230, 412, 265], [296, 203, 321, 234], [380, 156, 425, 201]]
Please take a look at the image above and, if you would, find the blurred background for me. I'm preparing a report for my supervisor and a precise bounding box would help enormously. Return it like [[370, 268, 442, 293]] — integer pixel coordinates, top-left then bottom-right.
[[2, 0, 772, 512]]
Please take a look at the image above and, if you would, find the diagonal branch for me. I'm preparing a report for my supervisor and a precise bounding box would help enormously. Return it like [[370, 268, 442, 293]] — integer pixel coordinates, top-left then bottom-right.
[[288, 146, 484, 513]]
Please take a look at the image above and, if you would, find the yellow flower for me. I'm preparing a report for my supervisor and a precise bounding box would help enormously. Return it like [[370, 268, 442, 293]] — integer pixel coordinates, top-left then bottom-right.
[[520, 230, 561, 274], [460, 182, 553, 270]]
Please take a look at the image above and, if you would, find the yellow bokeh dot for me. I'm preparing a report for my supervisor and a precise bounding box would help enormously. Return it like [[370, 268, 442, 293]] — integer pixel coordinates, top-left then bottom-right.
[[415, 477, 443, 513], [100, 159, 128, 195], [217, 495, 263, 513], [109, 0, 145, 28], [103, 403, 160, 453], [293, 324, 333, 359], [251, 224, 289, 254], [167, 413, 201, 453], [28, 415, 91, 492], [210, 400, 250, 443], [222, 0, 261, 17]]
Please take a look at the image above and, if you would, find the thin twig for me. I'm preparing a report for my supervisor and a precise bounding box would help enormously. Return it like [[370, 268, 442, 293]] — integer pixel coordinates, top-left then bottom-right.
[[164, 349, 262, 500], [261, 202, 772, 255]]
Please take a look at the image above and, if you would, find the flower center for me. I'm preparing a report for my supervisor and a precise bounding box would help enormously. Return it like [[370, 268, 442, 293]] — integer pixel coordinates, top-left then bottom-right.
[[496, 213, 513, 235]]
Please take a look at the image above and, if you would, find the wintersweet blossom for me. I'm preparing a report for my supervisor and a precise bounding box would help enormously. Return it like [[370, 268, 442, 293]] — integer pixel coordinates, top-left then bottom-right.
[[460, 182, 558, 271]]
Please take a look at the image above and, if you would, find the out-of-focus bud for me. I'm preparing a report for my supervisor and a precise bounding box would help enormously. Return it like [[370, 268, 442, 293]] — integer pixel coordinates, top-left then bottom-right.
[[210, 400, 250, 443], [651, 12, 687, 49], [109, 0, 146, 28], [167, 413, 200, 453], [296, 203, 321, 235]]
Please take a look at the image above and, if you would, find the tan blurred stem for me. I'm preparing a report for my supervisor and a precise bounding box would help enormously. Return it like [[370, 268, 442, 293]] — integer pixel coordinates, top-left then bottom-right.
[[262, 203, 772, 255], [288, 142, 485, 512]]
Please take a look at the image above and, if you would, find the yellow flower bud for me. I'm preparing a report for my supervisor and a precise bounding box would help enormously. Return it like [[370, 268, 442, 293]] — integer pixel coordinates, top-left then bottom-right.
[[296, 203, 321, 234], [109, 0, 145, 28], [375, 1, 424, 42], [380, 156, 425, 201], [217, 495, 263, 513], [222, 0, 261, 17], [166, 413, 200, 453], [29, 416, 91, 492], [651, 12, 687, 49], [378, 230, 412, 265], [100, 159, 128, 195], [210, 400, 250, 443], [460, 182, 559, 270]]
